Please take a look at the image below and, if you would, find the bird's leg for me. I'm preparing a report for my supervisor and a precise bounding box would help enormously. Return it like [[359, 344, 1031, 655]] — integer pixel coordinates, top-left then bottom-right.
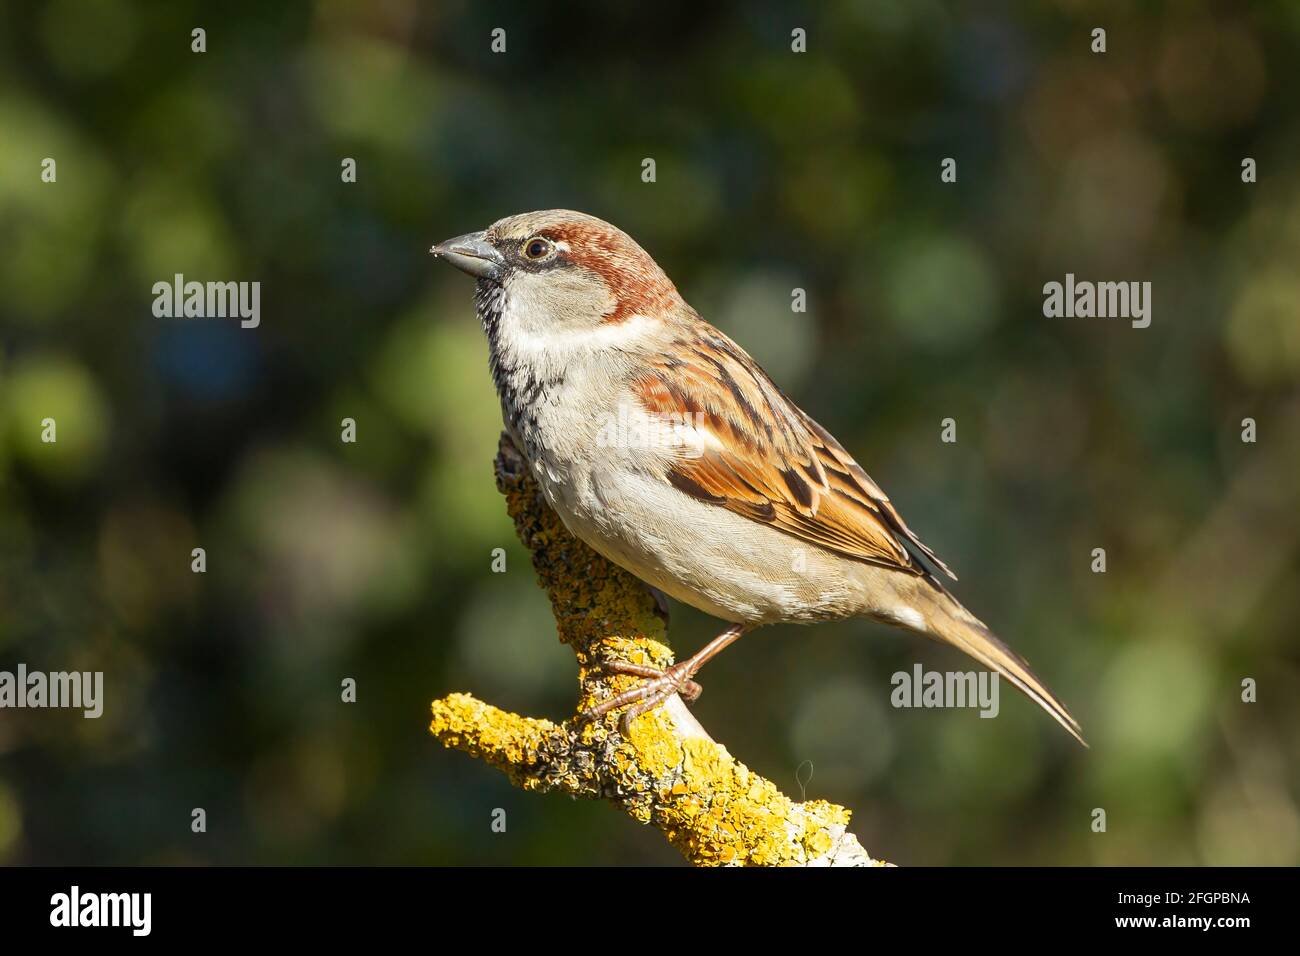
[[586, 624, 748, 732]]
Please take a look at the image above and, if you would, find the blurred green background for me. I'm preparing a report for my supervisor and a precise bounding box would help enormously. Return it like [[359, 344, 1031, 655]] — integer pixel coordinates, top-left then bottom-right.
[[1, 0, 1298, 866]]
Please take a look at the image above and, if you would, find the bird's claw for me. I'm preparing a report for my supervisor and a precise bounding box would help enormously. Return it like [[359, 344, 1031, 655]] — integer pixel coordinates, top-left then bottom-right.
[[583, 658, 702, 733]]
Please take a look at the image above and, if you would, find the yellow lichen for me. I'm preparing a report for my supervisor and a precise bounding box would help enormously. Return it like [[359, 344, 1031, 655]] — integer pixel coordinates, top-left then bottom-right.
[[624, 713, 684, 779], [425, 434, 878, 867]]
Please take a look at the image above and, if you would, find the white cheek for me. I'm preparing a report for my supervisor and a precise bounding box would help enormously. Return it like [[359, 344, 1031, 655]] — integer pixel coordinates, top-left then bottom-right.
[[498, 272, 656, 366]]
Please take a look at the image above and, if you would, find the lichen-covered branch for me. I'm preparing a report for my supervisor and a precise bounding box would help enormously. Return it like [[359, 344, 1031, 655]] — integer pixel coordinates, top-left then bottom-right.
[[429, 434, 886, 866]]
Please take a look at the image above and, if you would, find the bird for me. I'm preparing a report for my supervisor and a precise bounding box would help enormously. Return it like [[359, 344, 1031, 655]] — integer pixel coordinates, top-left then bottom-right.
[[431, 209, 1085, 746]]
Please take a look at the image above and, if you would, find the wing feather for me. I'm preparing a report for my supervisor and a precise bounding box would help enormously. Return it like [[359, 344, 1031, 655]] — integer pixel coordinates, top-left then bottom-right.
[[634, 323, 957, 582]]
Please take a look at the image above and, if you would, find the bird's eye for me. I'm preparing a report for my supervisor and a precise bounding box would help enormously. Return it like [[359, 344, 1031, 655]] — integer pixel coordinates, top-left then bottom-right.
[[522, 237, 553, 260]]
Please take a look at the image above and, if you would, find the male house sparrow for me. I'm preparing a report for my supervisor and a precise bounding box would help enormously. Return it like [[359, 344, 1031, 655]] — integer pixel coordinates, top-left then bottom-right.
[[433, 210, 1085, 745]]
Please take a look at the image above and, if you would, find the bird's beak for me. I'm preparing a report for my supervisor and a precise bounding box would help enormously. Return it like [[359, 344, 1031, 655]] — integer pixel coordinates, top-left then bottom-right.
[[430, 231, 504, 281]]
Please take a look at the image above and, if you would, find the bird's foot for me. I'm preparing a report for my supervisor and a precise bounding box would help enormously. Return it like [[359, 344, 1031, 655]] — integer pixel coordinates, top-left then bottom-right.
[[584, 659, 703, 734], [583, 625, 748, 734]]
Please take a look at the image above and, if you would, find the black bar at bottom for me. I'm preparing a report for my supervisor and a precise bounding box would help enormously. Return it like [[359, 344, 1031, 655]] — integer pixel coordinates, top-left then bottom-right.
[[0, 865, 1280, 941]]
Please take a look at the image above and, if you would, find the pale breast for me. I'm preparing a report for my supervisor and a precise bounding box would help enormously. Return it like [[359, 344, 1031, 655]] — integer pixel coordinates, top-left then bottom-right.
[[538, 462, 869, 625]]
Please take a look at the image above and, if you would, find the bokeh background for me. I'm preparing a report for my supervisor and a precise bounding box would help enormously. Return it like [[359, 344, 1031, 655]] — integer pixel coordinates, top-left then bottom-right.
[[1, 0, 1298, 866]]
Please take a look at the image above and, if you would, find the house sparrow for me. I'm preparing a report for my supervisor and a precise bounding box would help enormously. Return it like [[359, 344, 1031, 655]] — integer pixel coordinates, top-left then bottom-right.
[[432, 210, 1085, 745]]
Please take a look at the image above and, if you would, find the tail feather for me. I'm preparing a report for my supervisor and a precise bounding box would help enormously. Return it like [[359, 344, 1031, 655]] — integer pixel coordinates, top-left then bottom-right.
[[916, 590, 1087, 747]]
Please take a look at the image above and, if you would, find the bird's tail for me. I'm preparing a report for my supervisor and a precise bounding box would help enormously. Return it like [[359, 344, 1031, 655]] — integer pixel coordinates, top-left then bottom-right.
[[911, 586, 1087, 747]]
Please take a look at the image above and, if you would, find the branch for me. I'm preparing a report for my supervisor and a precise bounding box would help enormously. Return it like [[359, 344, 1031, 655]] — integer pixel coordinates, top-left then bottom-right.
[[429, 433, 887, 866]]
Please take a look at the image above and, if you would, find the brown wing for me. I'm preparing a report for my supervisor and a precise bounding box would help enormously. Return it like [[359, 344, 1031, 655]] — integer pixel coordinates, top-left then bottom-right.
[[635, 322, 956, 581]]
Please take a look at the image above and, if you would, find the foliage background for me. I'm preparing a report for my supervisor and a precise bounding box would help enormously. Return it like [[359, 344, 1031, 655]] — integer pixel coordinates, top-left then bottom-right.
[[1, 0, 1298, 865]]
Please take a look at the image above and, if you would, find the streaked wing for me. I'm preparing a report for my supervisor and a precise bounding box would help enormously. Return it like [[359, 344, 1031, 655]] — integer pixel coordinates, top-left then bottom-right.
[[634, 321, 956, 581]]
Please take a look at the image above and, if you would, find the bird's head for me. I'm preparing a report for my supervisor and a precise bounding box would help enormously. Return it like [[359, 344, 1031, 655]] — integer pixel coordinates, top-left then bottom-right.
[[431, 210, 682, 333]]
